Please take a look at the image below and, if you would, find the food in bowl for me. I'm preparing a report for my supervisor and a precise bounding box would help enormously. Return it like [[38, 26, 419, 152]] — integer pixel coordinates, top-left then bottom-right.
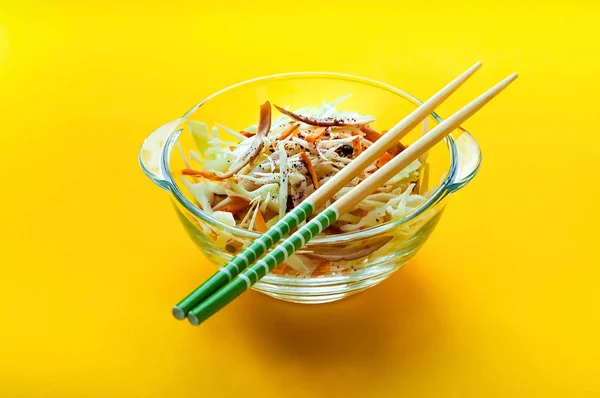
[[139, 72, 483, 303], [177, 97, 430, 278]]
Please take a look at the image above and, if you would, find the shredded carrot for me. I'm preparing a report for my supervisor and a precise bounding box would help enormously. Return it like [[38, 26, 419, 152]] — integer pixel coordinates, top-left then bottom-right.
[[359, 208, 369, 218], [376, 152, 393, 168], [360, 125, 382, 142], [219, 196, 250, 214], [311, 260, 331, 277], [279, 123, 300, 140], [182, 168, 220, 180], [240, 130, 255, 138], [374, 129, 404, 154], [271, 262, 295, 276], [270, 266, 283, 275], [300, 152, 319, 188], [305, 127, 327, 143], [351, 136, 362, 156], [388, 142, 406, 156], [181, 169, 238, 182], [270, 123, 300, 151], [254, 210, 268, 233]]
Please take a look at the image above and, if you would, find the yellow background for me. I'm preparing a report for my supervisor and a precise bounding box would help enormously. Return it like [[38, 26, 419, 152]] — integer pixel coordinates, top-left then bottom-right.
[[1, 1, 599, 396]]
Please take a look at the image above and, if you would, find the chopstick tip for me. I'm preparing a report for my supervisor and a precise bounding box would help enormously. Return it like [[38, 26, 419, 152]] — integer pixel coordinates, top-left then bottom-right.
[[503, 73, 519, 85], [188, 312, 200, 326], [466, 61, 483, 73], [172, 306, 186, 320]]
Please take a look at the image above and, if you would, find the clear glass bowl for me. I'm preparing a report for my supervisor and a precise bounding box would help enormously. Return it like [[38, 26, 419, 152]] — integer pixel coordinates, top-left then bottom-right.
[[139, 72, 481, 304]]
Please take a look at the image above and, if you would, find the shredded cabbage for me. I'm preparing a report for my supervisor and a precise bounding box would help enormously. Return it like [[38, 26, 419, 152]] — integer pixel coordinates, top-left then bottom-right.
[[278, 140, 288, 220], [180, 96, 432, 277], [188, 121, 212, 155]]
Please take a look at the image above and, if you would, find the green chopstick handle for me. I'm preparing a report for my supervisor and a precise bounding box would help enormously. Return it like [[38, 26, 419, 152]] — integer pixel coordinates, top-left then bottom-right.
[[187, 207, 339, 325], [172, 201, 316, 320]]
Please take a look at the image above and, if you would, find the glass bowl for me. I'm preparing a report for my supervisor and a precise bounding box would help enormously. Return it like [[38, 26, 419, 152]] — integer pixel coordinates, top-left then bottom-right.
[[139, 72, 481, 304]]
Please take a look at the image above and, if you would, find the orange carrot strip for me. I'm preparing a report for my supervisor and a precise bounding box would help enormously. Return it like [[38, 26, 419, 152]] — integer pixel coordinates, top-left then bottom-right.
[[360, 125, 382, 142], [182, 168, 220, 180], [379, 129, 406, 155], [270, 123, 300, 151], [240, 130, 255, 138], [181, 169, 238, 183], [359, 208, 368, 218], [376, 152, 393, 168], [270, 265, 284, 275], [219, 196, 251, 214], [271, 262, 295, 276], [254, 210, 268, 233], [388, 142, 406, 156], [351, 136, 362, 156], [300, 152, 320, 189], [311, 260, 331, 277], [305, 127, 327, 143], [360, 126, 405, 155], [279, 123, 300, 140]]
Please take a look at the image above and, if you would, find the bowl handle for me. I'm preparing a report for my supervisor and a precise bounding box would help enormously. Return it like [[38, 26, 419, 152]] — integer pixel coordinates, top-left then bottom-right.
[[447, 131, 482, 193], [138, 119, 182, 191]]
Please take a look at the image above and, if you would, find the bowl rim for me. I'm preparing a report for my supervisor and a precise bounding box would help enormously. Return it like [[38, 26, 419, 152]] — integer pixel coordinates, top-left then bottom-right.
[[161, 71, 461, 243]]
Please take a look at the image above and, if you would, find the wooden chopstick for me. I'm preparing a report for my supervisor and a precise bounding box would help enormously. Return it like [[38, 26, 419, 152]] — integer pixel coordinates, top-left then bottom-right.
[[172, 62, 482, 320], [187, 72, 518, 326]]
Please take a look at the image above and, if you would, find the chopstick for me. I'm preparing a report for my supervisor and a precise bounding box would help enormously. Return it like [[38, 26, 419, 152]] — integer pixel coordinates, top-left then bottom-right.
[[187, 72, 518, 325], [172, 62, 482, 320]]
